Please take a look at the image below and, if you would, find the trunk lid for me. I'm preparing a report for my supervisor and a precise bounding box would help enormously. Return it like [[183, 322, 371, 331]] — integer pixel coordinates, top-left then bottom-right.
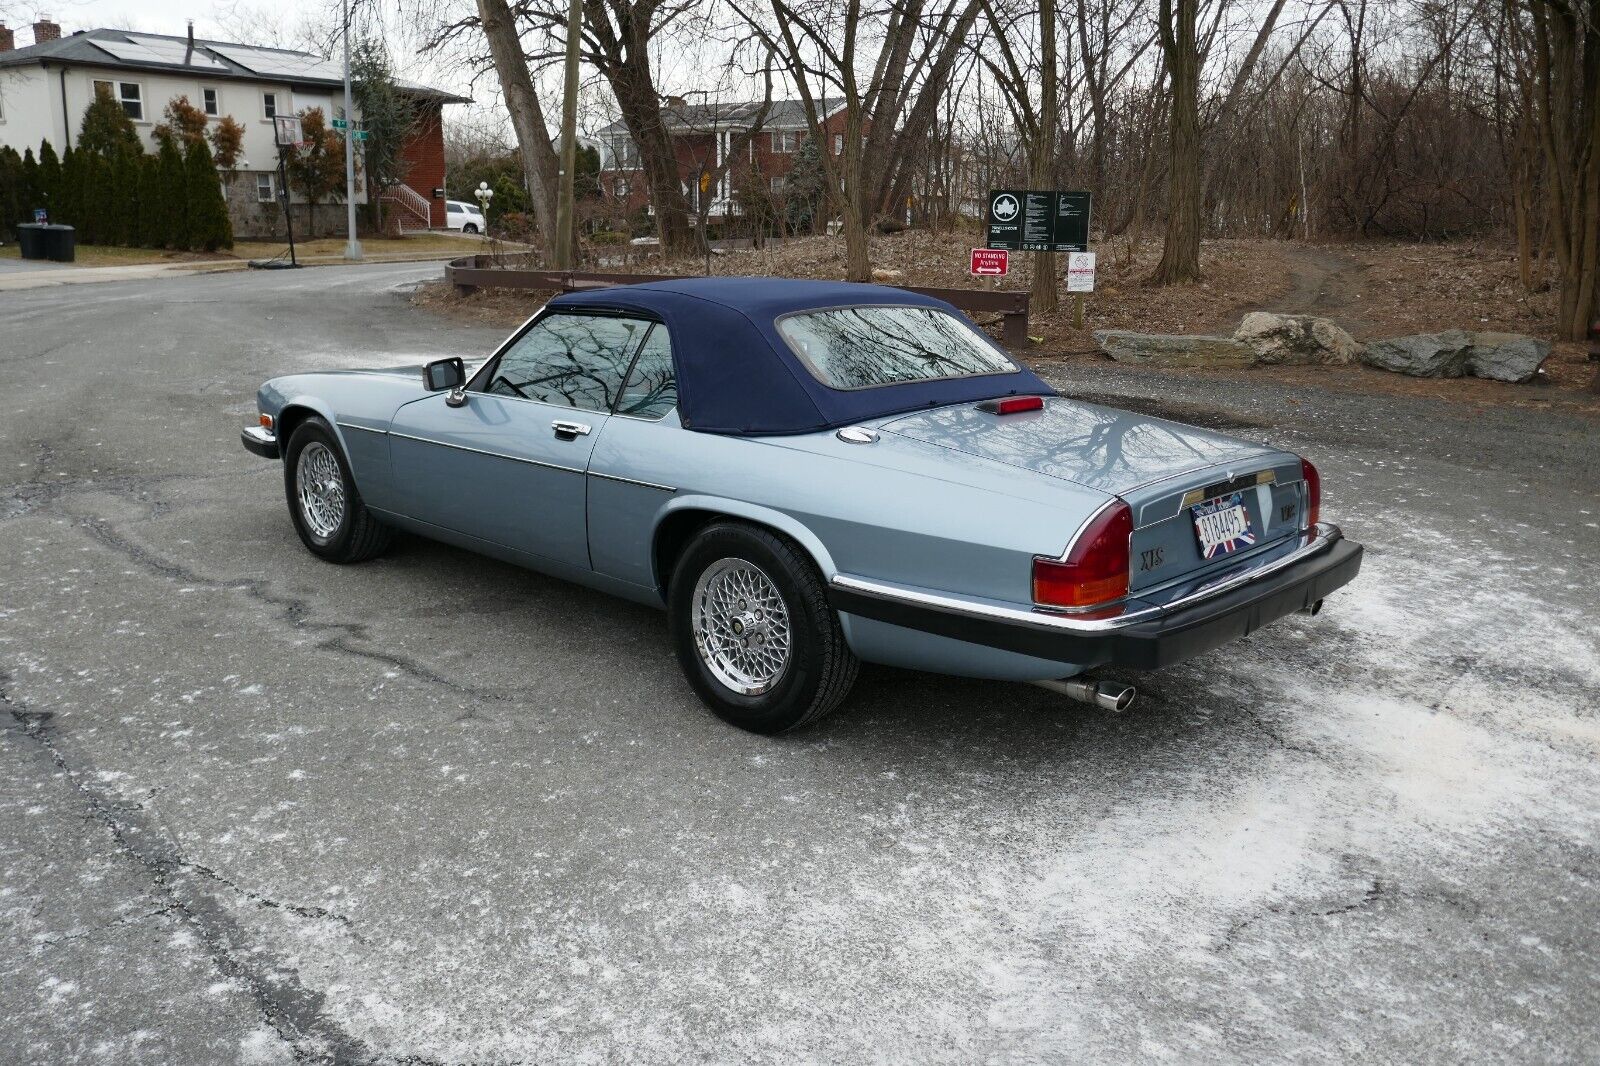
[[878, 398, 1310, 593]]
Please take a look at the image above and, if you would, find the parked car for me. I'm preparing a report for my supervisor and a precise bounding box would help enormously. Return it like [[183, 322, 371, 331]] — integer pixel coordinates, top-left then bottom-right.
[[444, 200, 486, 234], [242, 279, 1363, 733]]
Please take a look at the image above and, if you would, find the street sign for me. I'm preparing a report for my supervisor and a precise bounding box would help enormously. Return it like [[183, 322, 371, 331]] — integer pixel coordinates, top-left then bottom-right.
[[986, 190, 1092, 253], [273, 115, 304, 147], [332, 118, 349, 130], [1066, 251, 1097, 292], [351, 130, 370, 142], [970, 248, 1009, 277]]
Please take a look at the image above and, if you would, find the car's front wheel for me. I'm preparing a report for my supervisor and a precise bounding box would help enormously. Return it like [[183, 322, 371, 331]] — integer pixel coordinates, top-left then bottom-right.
[[462, 223, 480, 234], [668, 522, 859, 733], [283, 417, 394, 563]]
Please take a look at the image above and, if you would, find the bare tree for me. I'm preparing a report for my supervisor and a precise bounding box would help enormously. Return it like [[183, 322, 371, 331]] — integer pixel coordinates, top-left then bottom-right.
[[1148, 0, 1203, 284]]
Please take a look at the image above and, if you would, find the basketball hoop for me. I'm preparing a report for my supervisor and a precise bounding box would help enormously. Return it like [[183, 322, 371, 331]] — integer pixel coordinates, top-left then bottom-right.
[[274, 115, 304, 148]]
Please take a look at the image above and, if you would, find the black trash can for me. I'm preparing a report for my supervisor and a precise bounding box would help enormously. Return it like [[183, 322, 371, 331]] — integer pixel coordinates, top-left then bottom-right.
[[41, 224, 76, 263], [16, 223, 44, 260]]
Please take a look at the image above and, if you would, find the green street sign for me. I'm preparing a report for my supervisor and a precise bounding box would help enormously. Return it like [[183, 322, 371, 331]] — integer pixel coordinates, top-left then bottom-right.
[[351, 130, 369, 141], [332, 118, 349, 130]]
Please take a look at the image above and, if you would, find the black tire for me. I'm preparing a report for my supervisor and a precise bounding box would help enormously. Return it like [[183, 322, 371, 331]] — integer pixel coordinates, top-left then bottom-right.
[[462, 223, 480, 235], [283, 416, 394, 564], [668, 522, 859, 734]]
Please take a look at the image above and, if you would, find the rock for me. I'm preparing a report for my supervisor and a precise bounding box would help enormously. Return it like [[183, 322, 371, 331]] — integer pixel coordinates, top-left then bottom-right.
[[1234, 312, 1362, 365], [1464, 332, 1551, 383], [1361, 330, 1473, 377], [871, 267, 906, 283], [1361, 330, 1552, 382], [1094, 331, 1257, 368]]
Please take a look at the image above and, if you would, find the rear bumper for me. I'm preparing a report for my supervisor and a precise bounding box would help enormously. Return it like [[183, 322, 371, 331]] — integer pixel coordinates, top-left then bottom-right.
[[828, 524, 1363, 671], [241, 425, 280, 459]]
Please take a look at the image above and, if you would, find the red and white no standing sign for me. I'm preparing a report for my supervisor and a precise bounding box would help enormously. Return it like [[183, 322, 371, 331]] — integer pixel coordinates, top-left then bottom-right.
[[970, 248, 1009, 277]]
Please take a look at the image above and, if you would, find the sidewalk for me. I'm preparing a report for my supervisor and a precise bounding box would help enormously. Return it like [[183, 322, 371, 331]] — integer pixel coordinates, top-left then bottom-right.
[[0, 250, 464, 292]]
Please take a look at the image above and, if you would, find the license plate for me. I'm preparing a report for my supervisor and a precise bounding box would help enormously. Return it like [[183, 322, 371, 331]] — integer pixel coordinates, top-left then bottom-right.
[[1191, 491, 1257, 558]]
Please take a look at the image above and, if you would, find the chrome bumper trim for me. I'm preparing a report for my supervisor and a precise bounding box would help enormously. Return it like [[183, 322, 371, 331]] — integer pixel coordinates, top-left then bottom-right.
[[830, 523, 1344, 635], [240, 425, 280, 459]]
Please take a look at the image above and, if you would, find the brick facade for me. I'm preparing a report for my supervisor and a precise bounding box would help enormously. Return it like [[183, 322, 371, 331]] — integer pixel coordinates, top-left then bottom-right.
[[398, 103, 448, 227]]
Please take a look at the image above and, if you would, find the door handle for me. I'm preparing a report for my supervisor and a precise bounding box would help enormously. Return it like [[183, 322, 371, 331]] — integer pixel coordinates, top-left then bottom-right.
[[552, 419, 591, 439]]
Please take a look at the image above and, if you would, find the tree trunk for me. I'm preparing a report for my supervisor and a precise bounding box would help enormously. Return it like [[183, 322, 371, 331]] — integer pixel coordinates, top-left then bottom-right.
[[1031, 0, 1060, 313], [597, 33, 695, 254], [475, 0, 562, 263], [1148, 0, 1202, 286]]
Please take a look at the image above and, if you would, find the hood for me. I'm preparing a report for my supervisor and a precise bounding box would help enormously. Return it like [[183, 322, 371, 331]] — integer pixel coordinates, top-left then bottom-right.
[[878, 397, 1280, 496]]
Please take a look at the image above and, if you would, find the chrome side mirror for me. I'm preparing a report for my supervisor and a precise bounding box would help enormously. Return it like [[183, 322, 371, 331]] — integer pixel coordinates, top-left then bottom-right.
[[423, 357, 465, 392]]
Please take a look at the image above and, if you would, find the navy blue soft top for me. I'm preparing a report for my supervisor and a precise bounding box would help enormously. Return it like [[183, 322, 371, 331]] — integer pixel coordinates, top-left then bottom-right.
[[544, 277, 1053, 435]]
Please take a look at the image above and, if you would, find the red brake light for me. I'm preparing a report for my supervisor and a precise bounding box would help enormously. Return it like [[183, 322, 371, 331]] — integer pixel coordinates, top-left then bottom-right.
[[1301, 457, 1321, 535], [1033, 500, 1133, 609], [978, 395, 1046, 415]]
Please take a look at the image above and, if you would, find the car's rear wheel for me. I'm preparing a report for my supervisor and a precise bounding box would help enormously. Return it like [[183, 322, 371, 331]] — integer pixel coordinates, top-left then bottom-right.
[[283, 416, 394, 563], [463, 223, 479, 234], [668, 522, 858, 733]]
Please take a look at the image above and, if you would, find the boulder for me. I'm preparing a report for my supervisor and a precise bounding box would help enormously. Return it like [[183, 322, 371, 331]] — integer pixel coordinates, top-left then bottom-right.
[[1234, 312, 1362, 365], [1361, 330, 1552, 382], [1464, 332, 1551, 383], [1094, 331, 1257, 368], [1361, 330, 1473, 377], [870, 267, 906, 283]]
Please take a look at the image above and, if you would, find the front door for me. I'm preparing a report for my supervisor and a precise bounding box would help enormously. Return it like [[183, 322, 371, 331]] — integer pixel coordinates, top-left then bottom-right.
[[388, 311, 656, 569]]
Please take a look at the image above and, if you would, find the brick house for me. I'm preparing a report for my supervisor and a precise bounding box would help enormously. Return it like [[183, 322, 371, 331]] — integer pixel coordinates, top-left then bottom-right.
[[0, 19, 466, 237], [597, 98, 855, 221]]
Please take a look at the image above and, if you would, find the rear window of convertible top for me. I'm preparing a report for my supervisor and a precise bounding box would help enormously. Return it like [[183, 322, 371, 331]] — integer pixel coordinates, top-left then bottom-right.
[[776, 305, 1019, 391]]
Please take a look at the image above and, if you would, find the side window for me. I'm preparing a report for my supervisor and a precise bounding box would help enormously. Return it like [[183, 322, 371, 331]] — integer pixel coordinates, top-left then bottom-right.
[[484, 313, 651, 413], [447, 202, 462, 214], [616, 325, 676, 420]]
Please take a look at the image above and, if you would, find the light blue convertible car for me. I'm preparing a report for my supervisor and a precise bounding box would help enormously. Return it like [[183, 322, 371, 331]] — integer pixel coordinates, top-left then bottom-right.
[[242, 278, 1362, 732]]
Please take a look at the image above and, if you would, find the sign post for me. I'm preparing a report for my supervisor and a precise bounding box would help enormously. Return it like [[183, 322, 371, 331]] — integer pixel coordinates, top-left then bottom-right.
[[1066, 251, 1096, 330]]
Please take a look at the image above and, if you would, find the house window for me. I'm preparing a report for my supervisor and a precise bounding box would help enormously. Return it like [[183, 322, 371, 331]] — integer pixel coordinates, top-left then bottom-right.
[[769, 176, 784, 193], [609, 136, 639, 169], [256, 172, 275, 203], [93, 79, 144, 121], [833, 133, 843, 155], [613, 177, 630, 197], [771, 130, 799, 153], [202, 88, 219, 116], [262, 92, 278, 119]]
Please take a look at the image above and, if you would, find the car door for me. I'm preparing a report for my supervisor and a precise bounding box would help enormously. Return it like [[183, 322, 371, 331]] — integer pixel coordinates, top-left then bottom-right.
[[387, 311, 654, 570]]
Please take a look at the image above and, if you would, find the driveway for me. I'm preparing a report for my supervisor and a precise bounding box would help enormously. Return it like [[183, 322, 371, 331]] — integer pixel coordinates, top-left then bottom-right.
[[2, 263, 1597, 1063]]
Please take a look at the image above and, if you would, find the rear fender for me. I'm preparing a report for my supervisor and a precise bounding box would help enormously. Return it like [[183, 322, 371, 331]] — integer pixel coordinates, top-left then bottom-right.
[[654, 494, 840, 589]]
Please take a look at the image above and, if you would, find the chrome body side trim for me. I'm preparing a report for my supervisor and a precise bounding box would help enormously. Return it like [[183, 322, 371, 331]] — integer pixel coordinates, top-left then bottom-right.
[[588, 469, 676, 492], [387, 430, 586, 475], [832, 523, 1344, 634], [336, 421, 388, 436]]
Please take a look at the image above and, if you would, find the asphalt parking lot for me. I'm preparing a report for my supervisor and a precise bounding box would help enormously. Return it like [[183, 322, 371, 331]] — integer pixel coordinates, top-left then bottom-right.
[[3, 262, 1598, 1064]]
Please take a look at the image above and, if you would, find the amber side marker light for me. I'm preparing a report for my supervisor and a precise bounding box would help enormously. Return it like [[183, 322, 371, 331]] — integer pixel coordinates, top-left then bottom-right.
[[259, 413, 274, 431], [978, 395, 1046, 415], [1033, 501, 1134, 609]]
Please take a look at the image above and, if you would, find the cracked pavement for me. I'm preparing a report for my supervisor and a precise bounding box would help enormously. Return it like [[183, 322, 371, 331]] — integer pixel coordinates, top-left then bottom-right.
[[2, 263, 1598, 1063]]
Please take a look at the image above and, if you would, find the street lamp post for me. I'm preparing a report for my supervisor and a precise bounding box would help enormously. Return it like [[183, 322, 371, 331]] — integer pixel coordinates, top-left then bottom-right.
[[341, 0, 363, 261]]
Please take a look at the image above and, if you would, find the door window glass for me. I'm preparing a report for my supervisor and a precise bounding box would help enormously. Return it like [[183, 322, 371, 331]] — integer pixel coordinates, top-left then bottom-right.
[[483, 313, 651, 413], [616, 325, 676, 419]]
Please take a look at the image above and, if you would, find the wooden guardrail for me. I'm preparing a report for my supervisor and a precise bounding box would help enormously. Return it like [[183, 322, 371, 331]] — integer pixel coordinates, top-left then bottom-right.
[[443, 256, 1033, 347]]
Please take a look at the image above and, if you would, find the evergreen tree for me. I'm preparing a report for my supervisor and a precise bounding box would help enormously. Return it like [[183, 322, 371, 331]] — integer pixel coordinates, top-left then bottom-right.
[[58, 147, 81, 229], [783, 136, 827, 235], [136, 154, 164, 248], [21, 148, 40, 218], [37, 141, 63, 221], [184, 138, 232, 251], [157, 139, 187, 249], [110, 149, 140, 246], [78, 154, 106, 244], [78, 84, 142, 158], [0, 146, 21, 240]]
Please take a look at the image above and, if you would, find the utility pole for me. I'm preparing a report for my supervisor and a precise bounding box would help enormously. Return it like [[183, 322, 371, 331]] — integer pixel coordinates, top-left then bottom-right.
[[341, 0, 364, 261], [553, 0, 581, 269]]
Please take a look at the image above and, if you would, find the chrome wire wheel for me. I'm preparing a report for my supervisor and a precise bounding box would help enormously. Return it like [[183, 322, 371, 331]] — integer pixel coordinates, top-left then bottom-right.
[[691, 557, 793, 696], [295, 441, 346, 539]]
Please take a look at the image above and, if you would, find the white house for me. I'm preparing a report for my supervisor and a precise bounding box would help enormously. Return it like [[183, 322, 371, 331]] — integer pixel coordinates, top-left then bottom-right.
[[0, 18, 466, 236]]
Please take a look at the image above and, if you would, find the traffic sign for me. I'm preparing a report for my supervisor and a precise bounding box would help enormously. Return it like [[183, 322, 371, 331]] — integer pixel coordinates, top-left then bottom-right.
[[332, 118, 349, 130], [986, 190, 1091, 253], [970, 248, 1009, 277]]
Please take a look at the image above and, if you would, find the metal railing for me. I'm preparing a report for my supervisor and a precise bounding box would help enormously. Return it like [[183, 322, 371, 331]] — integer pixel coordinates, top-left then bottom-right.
[[382, 184, 434, 234]]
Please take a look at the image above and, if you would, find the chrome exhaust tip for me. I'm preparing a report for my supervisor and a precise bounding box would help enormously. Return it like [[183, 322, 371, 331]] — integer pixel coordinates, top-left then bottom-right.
[[1301, 599, 1324, 617], [1033, 677, 1137, 713]]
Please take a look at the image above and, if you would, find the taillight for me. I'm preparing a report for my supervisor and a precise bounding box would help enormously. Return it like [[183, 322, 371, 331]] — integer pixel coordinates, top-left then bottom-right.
[[977, 395, 1046, 415], [1301, 457, 1321, 535], [1033, 500, 1133, 609]]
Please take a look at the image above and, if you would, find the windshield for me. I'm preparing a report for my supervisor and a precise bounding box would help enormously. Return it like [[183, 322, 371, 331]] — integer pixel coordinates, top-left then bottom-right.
[[776, 305, 1019, 390]]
